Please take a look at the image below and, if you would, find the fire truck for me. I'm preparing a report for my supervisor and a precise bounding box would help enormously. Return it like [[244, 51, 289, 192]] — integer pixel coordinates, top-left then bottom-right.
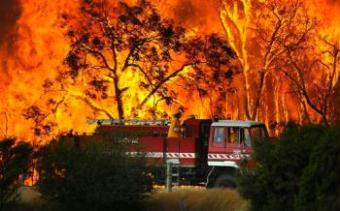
[[88, 118, 268, 188]]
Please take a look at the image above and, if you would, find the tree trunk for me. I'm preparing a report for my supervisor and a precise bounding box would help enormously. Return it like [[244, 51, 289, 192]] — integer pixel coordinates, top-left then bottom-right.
[[241, 70, 251, 120], [251, 70, 267, 120], [113, 77, 124, 119]]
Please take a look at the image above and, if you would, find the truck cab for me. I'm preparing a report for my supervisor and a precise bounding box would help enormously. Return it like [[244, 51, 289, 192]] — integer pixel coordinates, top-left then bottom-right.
[[206, 120, 268, 188]]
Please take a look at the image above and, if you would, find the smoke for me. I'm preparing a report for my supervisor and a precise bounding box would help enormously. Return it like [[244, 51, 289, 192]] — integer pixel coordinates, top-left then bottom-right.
[[0, 0, 22, 50], [163, 0, 223, 34], [326, 0, 340, 5], [174, 0, 197, 24]]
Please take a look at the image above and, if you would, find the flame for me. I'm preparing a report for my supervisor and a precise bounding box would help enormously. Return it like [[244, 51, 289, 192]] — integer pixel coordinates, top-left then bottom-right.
[[219, 0, 340, 132], [0, 0, 339, 143], [220, 0, 252, 120]]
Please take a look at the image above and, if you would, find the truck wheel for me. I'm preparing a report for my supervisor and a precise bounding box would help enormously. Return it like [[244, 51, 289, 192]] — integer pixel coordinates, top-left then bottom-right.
[[214, 174, 237, 188]]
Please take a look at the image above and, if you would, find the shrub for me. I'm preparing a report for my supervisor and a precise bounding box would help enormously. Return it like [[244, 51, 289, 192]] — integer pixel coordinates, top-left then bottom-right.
[[295, 127, 340, 211], [0, 138, 33, 211], [239, 123, 327, 211], [37, 138, 152, 210]]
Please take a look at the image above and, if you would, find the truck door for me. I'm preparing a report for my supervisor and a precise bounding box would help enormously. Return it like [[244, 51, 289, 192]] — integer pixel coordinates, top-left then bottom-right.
[[224, 127, 243, 156], [208, 127, 244, 163]]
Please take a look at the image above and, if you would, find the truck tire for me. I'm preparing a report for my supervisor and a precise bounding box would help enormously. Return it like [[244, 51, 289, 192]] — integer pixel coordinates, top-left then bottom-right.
[[213, 174, 237, 188]]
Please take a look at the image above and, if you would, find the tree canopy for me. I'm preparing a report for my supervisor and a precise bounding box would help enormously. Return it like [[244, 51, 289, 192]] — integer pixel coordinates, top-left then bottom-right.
[[46, 0, 237, 119]]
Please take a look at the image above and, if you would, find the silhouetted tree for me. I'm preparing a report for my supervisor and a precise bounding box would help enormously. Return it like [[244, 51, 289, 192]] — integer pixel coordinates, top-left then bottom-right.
[[22, 105, 56, 144], [57, 0, 236, 119]]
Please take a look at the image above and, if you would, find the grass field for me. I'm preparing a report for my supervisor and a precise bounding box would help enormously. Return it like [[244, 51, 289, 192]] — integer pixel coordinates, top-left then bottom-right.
[[146, 186, 250, 211], [17, 186, 249, 211]]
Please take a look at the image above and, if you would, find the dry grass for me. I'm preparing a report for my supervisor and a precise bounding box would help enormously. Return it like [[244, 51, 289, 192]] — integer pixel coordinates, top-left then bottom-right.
[[146, 187, 250, 211], [17, 186, 250, 211], [5, 187, 47, 211], [18, 186, 43, 205]]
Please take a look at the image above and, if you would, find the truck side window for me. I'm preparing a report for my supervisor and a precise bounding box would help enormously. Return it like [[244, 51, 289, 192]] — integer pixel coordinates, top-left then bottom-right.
[[227, 127, 238, 144], [244, 128, 252, 146], [214, 128, 225, 144]]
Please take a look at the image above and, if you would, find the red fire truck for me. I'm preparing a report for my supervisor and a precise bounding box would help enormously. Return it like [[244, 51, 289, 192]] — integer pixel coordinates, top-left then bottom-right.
[[89, 118, 268, 188]]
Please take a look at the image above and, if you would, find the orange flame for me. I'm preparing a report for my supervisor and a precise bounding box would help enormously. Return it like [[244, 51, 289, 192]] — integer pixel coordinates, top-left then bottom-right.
[[0, 0, 339, 143]]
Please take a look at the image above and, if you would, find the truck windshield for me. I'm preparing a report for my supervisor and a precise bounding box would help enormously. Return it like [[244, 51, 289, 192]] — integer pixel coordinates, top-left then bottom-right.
[[244, 126, 267, 146], [214, 127, 225, 144]]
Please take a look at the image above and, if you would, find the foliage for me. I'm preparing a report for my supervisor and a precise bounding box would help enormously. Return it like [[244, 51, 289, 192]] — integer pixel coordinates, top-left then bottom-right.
[[22, 106, 57, 139], [0, 138, 33, 210], [295, 127, 340, 211], [37, 138, 152, 210], [239, 123, 329, 211]]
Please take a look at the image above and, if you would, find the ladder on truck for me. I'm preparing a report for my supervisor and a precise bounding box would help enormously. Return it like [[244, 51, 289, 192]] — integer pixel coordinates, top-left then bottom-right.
[[166, 161, 181, 191], [171, 163, 180, 186], [87, 118, 171, 125]]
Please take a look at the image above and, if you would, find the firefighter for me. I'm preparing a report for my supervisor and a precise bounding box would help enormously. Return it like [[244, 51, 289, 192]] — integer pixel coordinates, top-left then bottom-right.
[[229, 128, 238, 144], [168, 108, 183, 138]]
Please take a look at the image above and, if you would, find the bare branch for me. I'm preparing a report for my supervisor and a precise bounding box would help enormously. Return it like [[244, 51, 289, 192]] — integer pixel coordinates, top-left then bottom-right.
[[127, 63, 153, 85], [139, 62, 206, 108], [80, 44, 113, 71], [51, 96, 66, 115], [287, 57, 325, 116], [70, 94, 114, 119]]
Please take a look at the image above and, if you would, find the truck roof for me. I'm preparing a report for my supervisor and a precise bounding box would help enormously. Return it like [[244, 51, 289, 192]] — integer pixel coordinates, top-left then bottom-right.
[[211, 120, 265, 127]]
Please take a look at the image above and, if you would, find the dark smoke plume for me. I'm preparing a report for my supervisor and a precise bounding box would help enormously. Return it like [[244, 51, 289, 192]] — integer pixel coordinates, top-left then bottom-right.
[[0, 0, 22, 47]]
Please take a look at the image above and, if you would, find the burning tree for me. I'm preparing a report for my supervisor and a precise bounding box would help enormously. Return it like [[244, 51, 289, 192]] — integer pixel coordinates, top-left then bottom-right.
[[281, 38, 339, 125], [220, 0, 314, 121], [50, 0, 236, 119], [220, 0, 339, 127]]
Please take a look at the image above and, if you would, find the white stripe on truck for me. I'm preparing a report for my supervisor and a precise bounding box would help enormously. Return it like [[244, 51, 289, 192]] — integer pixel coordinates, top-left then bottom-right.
[[127, 152, 197, 158], [207, 153, 250, 160], [207, 161, 239, 168]]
